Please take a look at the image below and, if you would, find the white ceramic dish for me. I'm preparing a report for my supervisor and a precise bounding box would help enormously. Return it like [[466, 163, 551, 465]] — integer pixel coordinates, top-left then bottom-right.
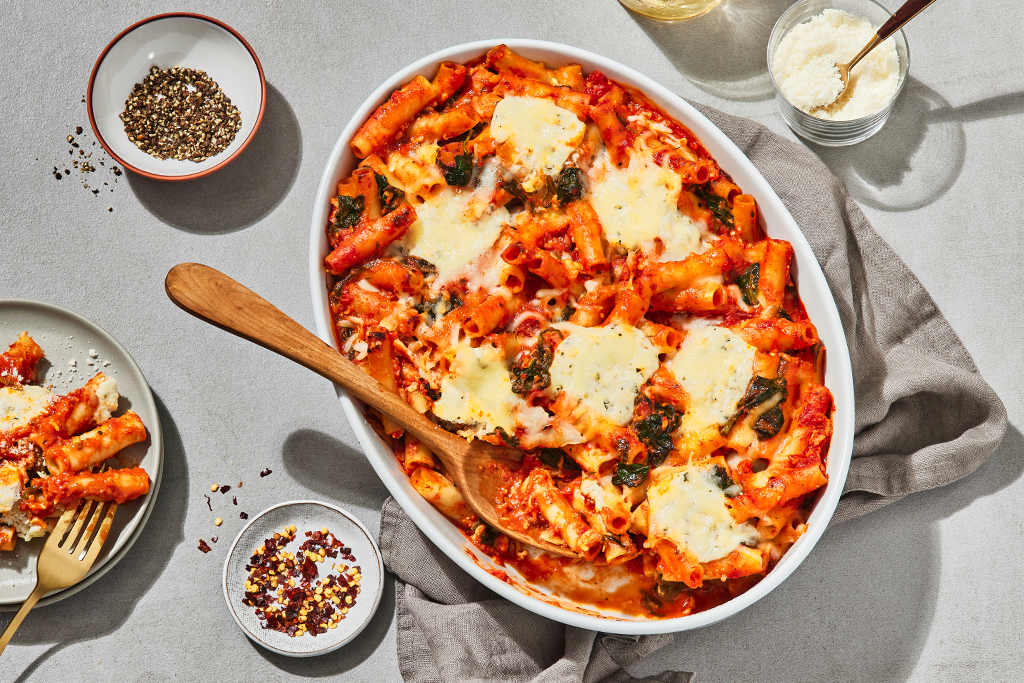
[[222, 500, 384, 657], [88, 13, 266, 180], [0, 300, 163, 609], [308, 40, 855, 634]]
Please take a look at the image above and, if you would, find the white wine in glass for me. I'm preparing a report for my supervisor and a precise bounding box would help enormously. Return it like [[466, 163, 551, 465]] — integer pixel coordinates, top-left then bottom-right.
[[618, 0, 723, 20]]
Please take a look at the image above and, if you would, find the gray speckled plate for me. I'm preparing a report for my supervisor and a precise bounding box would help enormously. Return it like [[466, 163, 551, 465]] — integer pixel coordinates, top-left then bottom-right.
[[0, 299, 163, 608], [223, 500, 383, 657]]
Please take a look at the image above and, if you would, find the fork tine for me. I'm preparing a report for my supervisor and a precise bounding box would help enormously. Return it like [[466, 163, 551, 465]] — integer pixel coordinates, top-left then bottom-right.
[[81, 503, 117, 566], [71, 501, 106, 556], [62, 500, 97, 551], [49, 501, 83, 545]]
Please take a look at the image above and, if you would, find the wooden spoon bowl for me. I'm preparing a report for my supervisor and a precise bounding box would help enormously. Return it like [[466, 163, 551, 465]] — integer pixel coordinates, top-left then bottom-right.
[[164, 263, 577, 558]]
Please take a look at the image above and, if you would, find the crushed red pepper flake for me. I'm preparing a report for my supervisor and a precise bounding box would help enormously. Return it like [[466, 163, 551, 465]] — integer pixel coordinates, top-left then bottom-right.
[[198, 539, 212, 553], [242, 527, 361, 637], [220, 485, 231, 494], [240, 512, 249, 520], [204, 494, 212, 511], [259, 468, 272, 478]]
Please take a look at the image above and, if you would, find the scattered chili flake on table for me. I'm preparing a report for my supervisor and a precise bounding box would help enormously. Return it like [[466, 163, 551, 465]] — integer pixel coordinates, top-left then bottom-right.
[[242, 526, 361, 637], [120, 66, 242, 162], [220, 485, 231, 494], [260, 468, 272, 477], [198, 539, 212, 553], [204, 494, 212, 511], [240, 512, 249, 520]]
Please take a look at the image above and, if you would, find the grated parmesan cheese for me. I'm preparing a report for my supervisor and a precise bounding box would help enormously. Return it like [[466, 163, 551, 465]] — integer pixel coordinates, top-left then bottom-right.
[[772, 9, 899, 120]]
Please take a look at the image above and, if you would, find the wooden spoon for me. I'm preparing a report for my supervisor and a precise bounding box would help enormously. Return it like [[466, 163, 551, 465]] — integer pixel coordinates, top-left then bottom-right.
[[164, 263, 577, 558], [831, 0, 938, 106]]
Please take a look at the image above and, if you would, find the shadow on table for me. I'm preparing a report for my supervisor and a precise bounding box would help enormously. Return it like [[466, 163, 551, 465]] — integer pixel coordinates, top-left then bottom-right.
[[249, 572, 396, 676], [4, 393, 189, 682], [629, 425, 1024, 683], [127, 82, 302, 233], [634, 0, 792, 102], [811, 84, 1024, 213], [281, 428, 390, 513]]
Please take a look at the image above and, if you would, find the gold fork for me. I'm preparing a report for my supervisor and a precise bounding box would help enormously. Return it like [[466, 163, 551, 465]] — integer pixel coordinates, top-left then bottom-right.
[[0, 499, 117, 655]]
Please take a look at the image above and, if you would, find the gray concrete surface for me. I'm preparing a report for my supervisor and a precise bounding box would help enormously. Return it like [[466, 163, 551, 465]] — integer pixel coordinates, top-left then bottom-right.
[[1, 1, 1021, 681]]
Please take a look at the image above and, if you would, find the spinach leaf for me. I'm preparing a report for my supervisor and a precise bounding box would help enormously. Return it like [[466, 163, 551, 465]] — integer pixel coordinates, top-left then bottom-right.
[[412, 295, 443, 325], [709, 464, 735, 491], [604, 534, 625, 548], [632, 398, 681, 467], [736, 375, 788, 413], [695, 186, 734, 229], [499, 177, 529, 202], [329, 194, 365, 241], [735, 263, 760, 307], [558, 304, 576, 322], [720, 375, 788, 437], [641, 590, 664, 615], [437, 152, 473, 187], [538, 448, 563, 469], [753, 405, 785, 440], [472, 522, 498, 546], [446, 292, 463, 313], [555, 167, 583, 204], [777, 308, 792, 321], [492, 426, 519, 447], [510, 328, 564, 395], [374, 172, 405, 213], [403, 255, 437, 276], [612, 462, 650, 488]]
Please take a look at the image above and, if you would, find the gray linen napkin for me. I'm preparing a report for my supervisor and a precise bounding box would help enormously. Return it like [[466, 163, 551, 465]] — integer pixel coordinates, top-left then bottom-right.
[[377, 104, 1008, 683]]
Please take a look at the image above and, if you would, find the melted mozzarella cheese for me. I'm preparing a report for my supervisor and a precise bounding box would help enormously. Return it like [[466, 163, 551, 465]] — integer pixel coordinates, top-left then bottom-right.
[[432, 343, 518, 435], [548, 323, 660, 426], [490, 96, 586, 192], [0, 385, 51, 432], [648, 465, 758, 563], [667, 325, 756, 433], [401, 161, 510, 287], [587, 151, 703, 261]]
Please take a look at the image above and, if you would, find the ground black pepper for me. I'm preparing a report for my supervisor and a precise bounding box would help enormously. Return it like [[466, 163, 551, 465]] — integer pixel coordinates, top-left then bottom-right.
[[120, 66, 242, 162]]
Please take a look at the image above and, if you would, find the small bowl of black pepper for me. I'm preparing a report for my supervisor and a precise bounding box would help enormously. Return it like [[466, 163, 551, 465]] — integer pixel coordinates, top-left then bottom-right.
[[88, 13, 265, 181], [223, 501, 384, 657]]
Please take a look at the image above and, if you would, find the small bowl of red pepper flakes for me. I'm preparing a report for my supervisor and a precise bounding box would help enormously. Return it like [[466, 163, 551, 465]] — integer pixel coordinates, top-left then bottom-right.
[[223, 501, 383, 656]]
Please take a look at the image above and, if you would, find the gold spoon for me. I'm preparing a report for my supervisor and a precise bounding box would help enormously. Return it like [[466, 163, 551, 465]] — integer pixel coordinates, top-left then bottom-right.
[[831, 0, 939, 105], [164, 263, 578, 558]]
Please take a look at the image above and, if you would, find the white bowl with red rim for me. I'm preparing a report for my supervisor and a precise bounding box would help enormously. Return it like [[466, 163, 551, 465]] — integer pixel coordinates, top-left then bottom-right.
[[307, 40, 855, 634], [87, 13, 265, 181]]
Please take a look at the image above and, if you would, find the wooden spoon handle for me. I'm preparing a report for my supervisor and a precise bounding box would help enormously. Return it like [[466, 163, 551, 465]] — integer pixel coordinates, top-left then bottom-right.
[[164, 263, 456, 460], [877, 0, 938, 40]]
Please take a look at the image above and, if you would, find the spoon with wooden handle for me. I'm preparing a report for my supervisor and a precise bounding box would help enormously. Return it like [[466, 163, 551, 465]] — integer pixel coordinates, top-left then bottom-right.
[[164, 263, 577, 558], [831, 0, 938, 104]]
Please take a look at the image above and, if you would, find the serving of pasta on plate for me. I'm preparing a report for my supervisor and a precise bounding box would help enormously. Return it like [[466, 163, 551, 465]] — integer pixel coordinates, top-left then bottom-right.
[[0, 331, 150, 553], [320, 44, 835, 619]]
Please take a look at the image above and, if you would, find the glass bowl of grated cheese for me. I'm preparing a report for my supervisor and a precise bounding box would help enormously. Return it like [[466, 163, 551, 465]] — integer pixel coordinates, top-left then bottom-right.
[[768, 0, 909, 146]]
